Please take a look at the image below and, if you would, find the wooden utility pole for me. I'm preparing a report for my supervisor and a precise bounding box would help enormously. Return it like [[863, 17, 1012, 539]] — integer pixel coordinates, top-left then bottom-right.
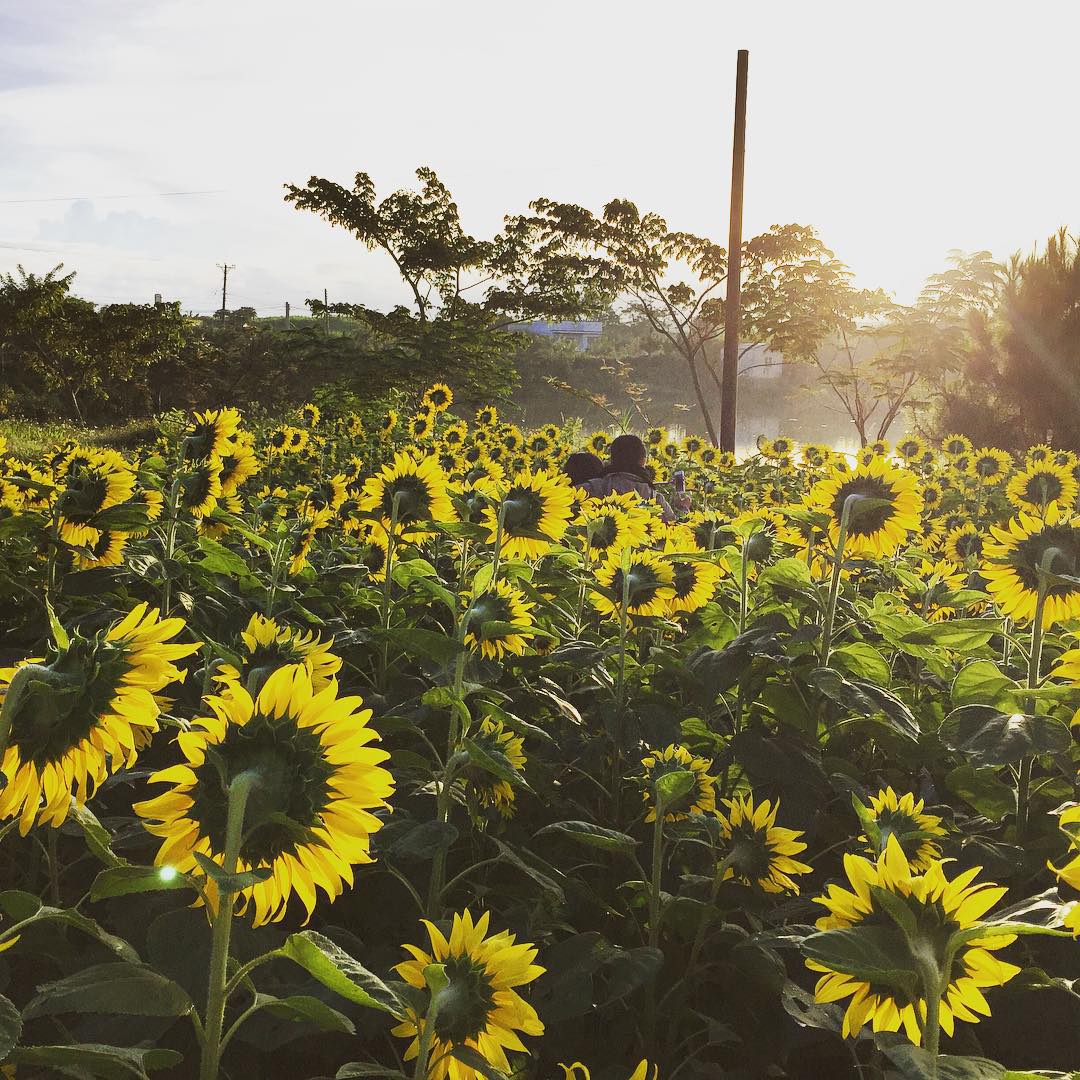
[[285, 301, 291, 327], [323, 288, 330, 337], [216, 262, 235, 327], [719, 50, 749, 453]]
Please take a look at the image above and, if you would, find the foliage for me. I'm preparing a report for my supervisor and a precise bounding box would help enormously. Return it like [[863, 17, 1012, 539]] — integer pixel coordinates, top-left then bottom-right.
[[936, 229, 1080, 451]]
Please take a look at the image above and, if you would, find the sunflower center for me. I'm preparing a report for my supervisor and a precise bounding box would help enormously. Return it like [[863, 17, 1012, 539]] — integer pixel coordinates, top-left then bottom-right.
[[58, 472, 110, 523], [501, 489, 544, 534], [588, 515, 619, 551], [187, 717, 334, 865], [611, 565, 662, 608], [181, 468, 214, 509], [672, 563, 698, 599], [1022, 472, 1063, 504], [381, 475, 433, 524], [726, 820, 774, 882], [435, 956, 497, 1044], [8, 643, 129, 768], [1011, 525, 1080, 597], [830, 477, 896, 537], [466, 593, 513, 630]]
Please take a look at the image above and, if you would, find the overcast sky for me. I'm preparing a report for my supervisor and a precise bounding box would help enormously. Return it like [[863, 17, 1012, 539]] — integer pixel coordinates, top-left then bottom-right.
[[2, 1, 1077, 316]]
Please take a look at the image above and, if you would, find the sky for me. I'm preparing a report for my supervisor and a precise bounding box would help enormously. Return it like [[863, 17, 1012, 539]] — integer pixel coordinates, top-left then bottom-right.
[[1, 0, 1077, 316]]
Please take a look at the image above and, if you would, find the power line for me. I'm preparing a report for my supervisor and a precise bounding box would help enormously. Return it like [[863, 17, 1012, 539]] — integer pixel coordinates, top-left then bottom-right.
[[0, 189, 227, 206]]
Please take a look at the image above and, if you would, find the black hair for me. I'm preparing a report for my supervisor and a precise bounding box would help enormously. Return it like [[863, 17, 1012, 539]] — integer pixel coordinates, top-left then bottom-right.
[[564, 451, 604, 486], [604, 434, 651, 481]]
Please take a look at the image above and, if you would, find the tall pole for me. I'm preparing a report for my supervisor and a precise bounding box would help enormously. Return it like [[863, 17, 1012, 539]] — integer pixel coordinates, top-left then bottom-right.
[[216, 262, 235, 327], [324, 288, 330, 338], [719, 49, 749, 453]]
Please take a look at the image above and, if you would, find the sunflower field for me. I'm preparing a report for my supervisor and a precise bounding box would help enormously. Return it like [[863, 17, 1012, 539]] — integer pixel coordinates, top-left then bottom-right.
[[1, 392, 1080, 1080]]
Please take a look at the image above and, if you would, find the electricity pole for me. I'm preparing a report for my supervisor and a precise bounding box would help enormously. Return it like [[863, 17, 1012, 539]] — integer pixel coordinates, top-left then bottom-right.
[[719, 50, 749, 453], [216, 263, 235, 327], [324, 288, 330, 337]]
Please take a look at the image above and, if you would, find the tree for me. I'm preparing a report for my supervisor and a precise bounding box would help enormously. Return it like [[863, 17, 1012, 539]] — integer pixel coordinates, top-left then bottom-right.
[[515, 198, 854, 444], [283, 167, 611, 405], [778, 251, 1000, 446], [935, 231, 1080, 450], [0, 265, 186, 421]]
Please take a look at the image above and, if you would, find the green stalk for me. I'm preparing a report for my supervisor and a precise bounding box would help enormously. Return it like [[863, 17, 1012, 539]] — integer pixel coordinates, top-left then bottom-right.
[[919, 960, 942, 1072], [737, 535, 750, 636], [819, 495, 857, 666], [1016, 547, 1058, 840], [490, 501, 507, 583], [199, 771, 256, 1080], [160, 475, 183, 617], [377, 495, 402, 691], [412, 965, 449, 1080], [647, 808, 665, 950], [611, 555, 633, 816]]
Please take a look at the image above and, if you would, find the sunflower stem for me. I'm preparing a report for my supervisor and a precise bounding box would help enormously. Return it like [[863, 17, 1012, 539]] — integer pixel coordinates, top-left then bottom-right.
[[199, 770, 257, 1080], [819, 494, 858, 667], [377, 494, 403, 692], [1016, 548, 1057, 841], [611, 550, 633, 817], [738, 535, 750, 636], [490, 500, 507, 584], [644, 801, 667, 1054], [160, 475, 183, 618], [413, 963, 449, 1080], [918, 959, 943, 1071]]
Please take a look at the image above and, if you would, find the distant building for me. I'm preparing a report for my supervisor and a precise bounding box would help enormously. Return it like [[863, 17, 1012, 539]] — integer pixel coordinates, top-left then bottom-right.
[[508, 320, 603, 351], [737, 343, 784, 379]]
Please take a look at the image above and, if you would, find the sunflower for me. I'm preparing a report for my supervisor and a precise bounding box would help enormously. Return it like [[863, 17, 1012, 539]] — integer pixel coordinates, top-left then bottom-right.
[[645, 427, 666, 449], [72, 529, 128, 569], [1050, 806, 1080, 931], [463, 580, 536, 661], [482, 470, 574, 560], [666, 557, 723, 615], [177, 456, 223, 519], [640, 744, 716, 822], [218, 445, 260, 496], [1026, 443, 1053, 464], [943, 524, 984, 565], [906, 559, 967, 622], [687, 510, 734, 551], [1005, 461, 1078, 515], [393, 909, 544, 1080], [807, 836, 1020, 1042], [55, 454, 136, 547], [717, 793, 812, 894], [859, 787, 946, 872], [0, 604, 200, 835], [360, 452, 455, 542], [475, 405, 499, 429], [591, 550, 676, 619], [894, 436, 926, 464], [286, 427, 311, 455], [526, 432, 551, 456], [345, 413, 364, 438], [807, 456, 923, 558], [184, 407, 241, 460], [682, 434, 705, 460], [921, 482, 944, 511], [462, 717, 526, 818], [215, 614, 342, 695], [560, 1063, 658, 1080], [800, 443, 833, 469], [410, 412, 435, 441], [576, 500, 649, 558], [296, 402, 320, 429], [136, 667, 393, 926], [941, 433, 973, 459], [378, 409, 399, 439], [267, 427, 290, 455], [423, 382, 454, 413], [971, 448, 1012, 485], [981, 503, 1080, 625], [586, 431, 610, 456], [288, 508, 332, 576], [500, 426, 524, 453]]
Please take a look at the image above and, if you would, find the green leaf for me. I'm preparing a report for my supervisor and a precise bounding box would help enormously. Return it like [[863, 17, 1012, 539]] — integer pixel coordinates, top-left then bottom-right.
[[6, 1044, 183, 1079], [261, 993, 356, 1033], [90, 865, 195, 902], [946, 765, 1015, 821], [449, 1045, 511, 1080], [535, 820, 638, 857], [759, 557, 815, 592], [875, 1032, 1006, 1079], [801, 926, 919, 998], [460, 736, 527, 789], [44, 595, 69, 650], [196, 536, 250, 577], [832, 642, 892, 685], [489, 837, 566, 903], [191, 851, 273, 893], [71, 804, 126, 868], [810, 667, 919, 740], [0, 993, 21, 1062], [336, 1066, 410, 1079], [940, 706, 1071, 766], [281, 931, 405, 1017], [0, 890, 42, 922], [23, 962, 193, 1019], [899, 618, 997, 652], [1, 903, 139, 960], [781, 981, 842, 1033], [654, 768, 696, 808], [952, 660, 1015, 708]]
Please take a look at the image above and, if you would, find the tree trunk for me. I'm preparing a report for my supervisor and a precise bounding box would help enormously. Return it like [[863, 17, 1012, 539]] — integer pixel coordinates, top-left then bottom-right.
[[687, 358, 719, 446]]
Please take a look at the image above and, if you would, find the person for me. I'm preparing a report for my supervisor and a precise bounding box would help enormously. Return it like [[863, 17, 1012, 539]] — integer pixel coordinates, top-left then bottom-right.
[[582, 434, 679, 521], [563, 451, 604, 488]]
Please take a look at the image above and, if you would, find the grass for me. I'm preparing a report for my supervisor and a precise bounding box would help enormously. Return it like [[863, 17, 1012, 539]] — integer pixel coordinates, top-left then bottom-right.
[[0, 417, 159, 458]]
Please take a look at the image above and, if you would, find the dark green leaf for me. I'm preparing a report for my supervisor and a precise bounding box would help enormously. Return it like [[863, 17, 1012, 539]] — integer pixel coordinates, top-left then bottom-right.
[[23, 962, 193, 1018], [281, 931, 404, 1016]]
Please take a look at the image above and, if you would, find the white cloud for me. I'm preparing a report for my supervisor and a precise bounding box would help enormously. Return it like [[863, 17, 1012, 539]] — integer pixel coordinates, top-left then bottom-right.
[[1, 0, 1078, 314]]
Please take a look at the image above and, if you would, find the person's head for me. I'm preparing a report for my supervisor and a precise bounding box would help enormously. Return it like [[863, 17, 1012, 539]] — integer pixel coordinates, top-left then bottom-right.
[[564, 451, 604, 486], [608, 433, 648, 473]]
